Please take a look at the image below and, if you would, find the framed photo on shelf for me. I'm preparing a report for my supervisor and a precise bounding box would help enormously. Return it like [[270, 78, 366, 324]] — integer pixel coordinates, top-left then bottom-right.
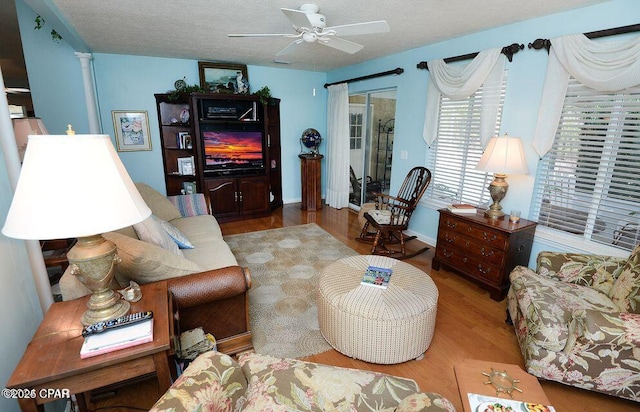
[[177, 156, 195, 176], [182, 181, 197, 195], [198, 62, 249, 94], [112, 111, 152, 151]]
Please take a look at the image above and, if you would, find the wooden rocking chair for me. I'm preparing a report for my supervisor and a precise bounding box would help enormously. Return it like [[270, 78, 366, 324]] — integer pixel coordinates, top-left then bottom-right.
[[358, 166, 432, 259]]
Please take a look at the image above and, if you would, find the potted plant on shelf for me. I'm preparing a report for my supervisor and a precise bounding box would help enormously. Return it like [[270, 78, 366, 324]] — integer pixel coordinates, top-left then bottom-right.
[[252, 86, 273, 106]]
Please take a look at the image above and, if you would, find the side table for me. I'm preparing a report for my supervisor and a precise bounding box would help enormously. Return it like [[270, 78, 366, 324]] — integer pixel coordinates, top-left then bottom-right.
[[7, 281, 173, 412], [454, 359, 551, 412], [299, 154, 323, 211]]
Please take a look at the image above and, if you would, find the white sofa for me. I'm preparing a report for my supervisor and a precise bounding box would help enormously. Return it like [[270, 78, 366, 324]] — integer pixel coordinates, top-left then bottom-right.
[[59, 183, 237, 300]]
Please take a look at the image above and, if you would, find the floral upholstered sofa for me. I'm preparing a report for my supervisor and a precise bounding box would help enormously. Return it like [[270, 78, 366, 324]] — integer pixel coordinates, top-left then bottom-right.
[[507, 247, 640, 401], [150, 351, 457, 412]]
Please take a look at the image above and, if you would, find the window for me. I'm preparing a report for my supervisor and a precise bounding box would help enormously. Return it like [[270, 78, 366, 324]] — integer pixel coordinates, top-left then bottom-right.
[[531, 77, 640, 251], [426, 72, 507, 206], [349, 111, 363, 150]]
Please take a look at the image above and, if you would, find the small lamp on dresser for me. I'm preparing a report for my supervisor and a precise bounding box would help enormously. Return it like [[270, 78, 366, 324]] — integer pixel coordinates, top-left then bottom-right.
[[475, 133, 528, 219], [2, 128, 151, 325]]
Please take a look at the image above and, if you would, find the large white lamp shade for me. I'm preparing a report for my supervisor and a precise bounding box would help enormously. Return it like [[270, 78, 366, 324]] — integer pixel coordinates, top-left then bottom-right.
[[2, 134, 152, 325]]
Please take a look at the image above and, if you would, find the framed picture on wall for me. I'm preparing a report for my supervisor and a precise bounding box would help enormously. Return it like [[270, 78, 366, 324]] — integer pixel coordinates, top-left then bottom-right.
[[198, 62, 249, 94], [112, 110, 152, 151]]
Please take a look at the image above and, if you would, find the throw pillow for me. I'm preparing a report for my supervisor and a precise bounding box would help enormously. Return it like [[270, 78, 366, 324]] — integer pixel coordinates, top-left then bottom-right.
[[103, 231, 203, 284], [609, 244, 640, 313], [167, 193, 209, 217], [157, 217, 194, 249], [133, 215, 184, 257], [134, 183, 182, 222]]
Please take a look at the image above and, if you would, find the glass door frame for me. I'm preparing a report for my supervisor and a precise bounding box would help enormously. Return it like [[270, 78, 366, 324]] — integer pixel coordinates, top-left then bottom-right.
[[348, 88, 397, 210]]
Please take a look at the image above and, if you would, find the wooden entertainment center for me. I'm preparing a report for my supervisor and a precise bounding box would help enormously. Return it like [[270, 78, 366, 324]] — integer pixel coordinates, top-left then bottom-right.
[[155, 93, 282, 222]]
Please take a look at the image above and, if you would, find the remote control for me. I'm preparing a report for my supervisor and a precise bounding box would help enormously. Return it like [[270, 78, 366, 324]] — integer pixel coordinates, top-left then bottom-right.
[[82, 311, 153, 337]]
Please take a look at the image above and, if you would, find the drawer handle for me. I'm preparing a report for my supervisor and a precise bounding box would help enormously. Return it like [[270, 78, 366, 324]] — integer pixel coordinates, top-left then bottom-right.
[[446, 221, 457, 229], [445, 234, 455, 243], [462, 257, 468, 263], [478, 264, 490, 274], [517, 244, 525, 252], [443, 250, 453, 258], [481, 248, 494, 257], [483, 232, 497, 242]]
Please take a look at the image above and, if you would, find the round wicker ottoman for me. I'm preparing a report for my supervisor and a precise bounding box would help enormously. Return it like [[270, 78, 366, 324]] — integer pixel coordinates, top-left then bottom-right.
[[317, 255, 438, 364]]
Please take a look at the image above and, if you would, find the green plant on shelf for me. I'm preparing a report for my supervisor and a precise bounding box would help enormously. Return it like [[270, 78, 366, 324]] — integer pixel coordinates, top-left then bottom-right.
[[252, 86, 272, 106]]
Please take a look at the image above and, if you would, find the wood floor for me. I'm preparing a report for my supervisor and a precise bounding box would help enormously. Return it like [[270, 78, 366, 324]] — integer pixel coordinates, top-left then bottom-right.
[[94, 203, 638, 411]]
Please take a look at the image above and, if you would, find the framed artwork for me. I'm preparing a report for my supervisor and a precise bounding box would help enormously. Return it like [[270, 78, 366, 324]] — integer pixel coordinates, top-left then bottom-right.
[[177, 156, 195, 176], [198, 62, 249, 94], [112, 111, 152, 151]]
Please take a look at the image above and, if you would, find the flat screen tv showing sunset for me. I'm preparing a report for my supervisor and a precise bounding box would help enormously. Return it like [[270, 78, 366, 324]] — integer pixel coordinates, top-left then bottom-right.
[[202, 131, 264, 174]]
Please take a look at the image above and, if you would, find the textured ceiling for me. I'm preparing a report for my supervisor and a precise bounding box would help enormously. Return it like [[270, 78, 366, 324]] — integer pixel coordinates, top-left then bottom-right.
[[48, 0, 610, 71]]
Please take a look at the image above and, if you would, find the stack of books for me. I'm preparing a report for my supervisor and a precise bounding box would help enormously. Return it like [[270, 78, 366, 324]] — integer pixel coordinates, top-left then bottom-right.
[[80, 318, 153, 359], [447, 203, 477, 214]]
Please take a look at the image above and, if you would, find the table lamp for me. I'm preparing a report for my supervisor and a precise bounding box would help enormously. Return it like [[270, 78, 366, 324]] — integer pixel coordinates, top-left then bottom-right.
[[475, 134, 528, 219], [2, 131, 151, 325], [12, 117, 48, 162]]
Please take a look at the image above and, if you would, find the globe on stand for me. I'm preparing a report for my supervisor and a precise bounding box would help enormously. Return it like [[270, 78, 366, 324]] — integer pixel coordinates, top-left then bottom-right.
[[300, 128, 322, 156]]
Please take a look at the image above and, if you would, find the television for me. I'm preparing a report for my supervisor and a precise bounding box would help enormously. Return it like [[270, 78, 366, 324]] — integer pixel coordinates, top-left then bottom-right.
[[202, 130, 265, 175]]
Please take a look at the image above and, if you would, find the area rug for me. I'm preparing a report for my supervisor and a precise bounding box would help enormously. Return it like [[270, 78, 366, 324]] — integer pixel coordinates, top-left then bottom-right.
[[224, 223, 358, 359]]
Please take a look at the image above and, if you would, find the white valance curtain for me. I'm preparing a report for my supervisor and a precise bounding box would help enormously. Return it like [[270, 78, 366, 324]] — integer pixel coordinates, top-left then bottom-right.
[[423, 48, 506, 148], [325, 83, 351, 209], [532, 33, 640, 156]]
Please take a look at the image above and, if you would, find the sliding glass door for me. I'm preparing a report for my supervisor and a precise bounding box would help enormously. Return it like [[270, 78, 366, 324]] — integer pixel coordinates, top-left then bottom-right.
[[348, 89, 397, 208]]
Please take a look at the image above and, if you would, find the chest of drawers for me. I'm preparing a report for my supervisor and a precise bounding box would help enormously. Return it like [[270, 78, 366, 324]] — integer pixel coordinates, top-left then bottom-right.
[[432, 208, 537, 300]]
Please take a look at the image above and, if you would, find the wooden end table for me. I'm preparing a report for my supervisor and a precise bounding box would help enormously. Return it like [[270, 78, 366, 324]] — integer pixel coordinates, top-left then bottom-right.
[[454, 359, 550, 412], [6, 281, 173, 412]]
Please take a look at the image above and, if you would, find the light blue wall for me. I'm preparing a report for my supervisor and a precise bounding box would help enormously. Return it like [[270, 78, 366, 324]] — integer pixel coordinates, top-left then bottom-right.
[[16, 0, 88, 134], [327, 0, 639, 264]]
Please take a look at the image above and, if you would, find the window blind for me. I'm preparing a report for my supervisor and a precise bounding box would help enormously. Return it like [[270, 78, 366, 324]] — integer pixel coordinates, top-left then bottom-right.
[[426, 71, 507, 206], [531, 77, 640, 251]]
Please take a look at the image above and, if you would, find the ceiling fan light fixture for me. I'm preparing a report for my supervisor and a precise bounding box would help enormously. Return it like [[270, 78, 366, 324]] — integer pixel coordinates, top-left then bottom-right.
[[302, 32, 318, 43]]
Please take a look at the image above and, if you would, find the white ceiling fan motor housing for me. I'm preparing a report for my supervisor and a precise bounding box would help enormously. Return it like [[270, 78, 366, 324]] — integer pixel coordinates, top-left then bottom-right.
[[300, 4, 326, 30]]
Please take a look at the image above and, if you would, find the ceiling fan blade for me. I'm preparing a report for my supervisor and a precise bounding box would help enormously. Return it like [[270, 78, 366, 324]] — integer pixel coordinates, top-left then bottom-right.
[[320, 37, 364, 54], [229, 33, 300, 38], [276, 39, 303, 56], [281, 7, 314, 30], [324, 20, 390, 37]]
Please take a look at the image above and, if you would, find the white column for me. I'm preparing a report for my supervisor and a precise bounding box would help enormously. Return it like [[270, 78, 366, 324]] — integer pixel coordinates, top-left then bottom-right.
[[75, 52, 101, 134], [0, 66, 53, 313]]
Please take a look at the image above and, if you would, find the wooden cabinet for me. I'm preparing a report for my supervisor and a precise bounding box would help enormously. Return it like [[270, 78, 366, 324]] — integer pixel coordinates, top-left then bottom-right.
[[299, 154, 323, 211], [204, 176, 269, 221], [155, 93, 282, 221], [432, 209, 537, 301]]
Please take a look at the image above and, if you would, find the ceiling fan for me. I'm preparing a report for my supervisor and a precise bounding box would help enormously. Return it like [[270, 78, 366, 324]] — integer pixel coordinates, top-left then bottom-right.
[[228, 4, 390, 56]]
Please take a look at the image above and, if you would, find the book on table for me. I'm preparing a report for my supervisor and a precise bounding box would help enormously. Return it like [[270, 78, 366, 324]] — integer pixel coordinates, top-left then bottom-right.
[[361, 266, 393, 289], [447, 203, 477, 214], [80, 318, 154, 359]]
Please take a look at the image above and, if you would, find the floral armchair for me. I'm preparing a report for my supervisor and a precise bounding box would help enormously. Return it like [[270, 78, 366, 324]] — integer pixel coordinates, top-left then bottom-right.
[[150, 350, 457, 412], [507, 246, 640, 401]]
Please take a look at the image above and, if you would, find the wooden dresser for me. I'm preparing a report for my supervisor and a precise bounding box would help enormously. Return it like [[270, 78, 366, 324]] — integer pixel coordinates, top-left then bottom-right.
[[433, 208, 537, 301]]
